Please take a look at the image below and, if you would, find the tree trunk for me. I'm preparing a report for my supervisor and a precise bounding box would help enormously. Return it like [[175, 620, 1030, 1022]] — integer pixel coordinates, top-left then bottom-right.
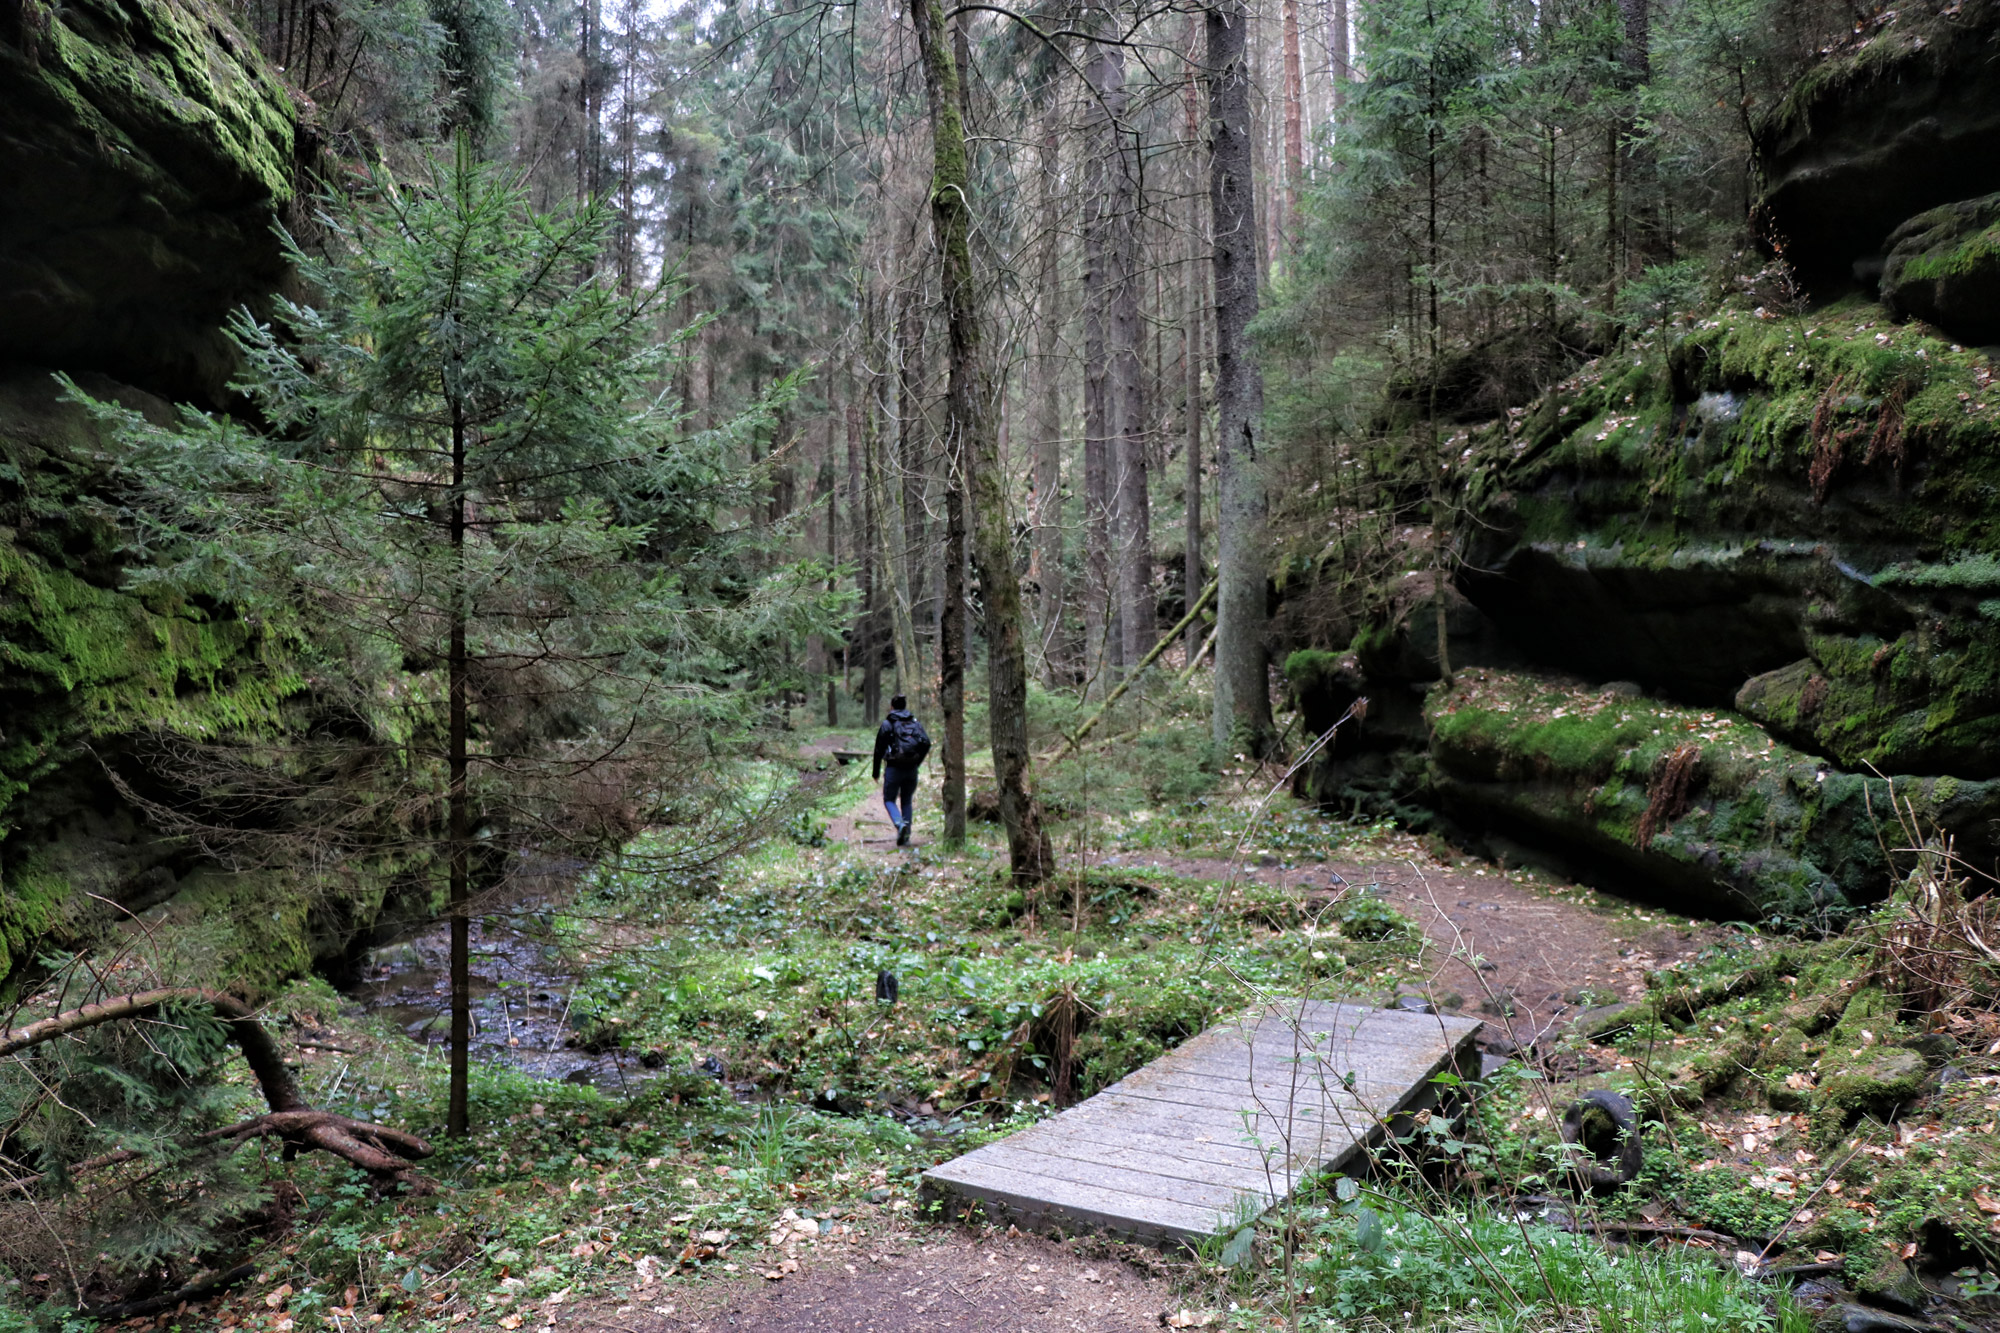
[[616, 0, 637, 291], [847, 387, 864, 706], [869, 358, 920, 702], [1616, 0, 1662, 267], [860, 347, 884, 722], [825, 424, 840, 727], [1208, 0, 1273, 756], [1282, 0, 1304, 252], [1082, 48, 1117, 691], [1034, 104, 1066, 684], [447, 405, 470, 1139], [579, 0, 600, 202], [941, 442, 967, 845], [1330, 0, 1350, 109], [1183, 30, 1206, 663], [1109, 46, 1149, 678], [896, 280, 930, 708], [1249, 26, 1276, 281], [907, 0, 1051, 885]]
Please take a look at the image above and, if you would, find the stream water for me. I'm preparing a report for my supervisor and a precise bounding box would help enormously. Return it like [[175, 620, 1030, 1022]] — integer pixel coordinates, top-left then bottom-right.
[[346, 889, 651, 1094]]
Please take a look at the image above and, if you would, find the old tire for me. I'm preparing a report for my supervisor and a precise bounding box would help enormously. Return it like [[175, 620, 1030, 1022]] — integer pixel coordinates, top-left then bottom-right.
[[1559, 1090, 1643, 1191]]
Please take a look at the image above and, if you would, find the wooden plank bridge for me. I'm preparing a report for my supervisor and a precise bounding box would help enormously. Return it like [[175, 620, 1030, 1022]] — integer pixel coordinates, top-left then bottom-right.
[[920, 998, 1483, 1244]]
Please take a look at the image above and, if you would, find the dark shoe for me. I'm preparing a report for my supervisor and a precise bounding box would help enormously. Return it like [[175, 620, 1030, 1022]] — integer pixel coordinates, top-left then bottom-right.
[[897, 821, 911, 847]]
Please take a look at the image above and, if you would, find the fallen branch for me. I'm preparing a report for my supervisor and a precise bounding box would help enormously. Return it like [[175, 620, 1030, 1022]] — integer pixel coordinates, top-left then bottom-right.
[[1174, 626, 1218, 687], [1047, 580, 1216, 765], [0, 988, 431, 1187]]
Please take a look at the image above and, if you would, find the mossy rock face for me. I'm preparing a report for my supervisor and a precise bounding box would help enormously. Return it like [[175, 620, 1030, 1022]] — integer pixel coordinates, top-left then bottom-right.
[[1426, 670, 2000, 918], [0, 372, 430, 994], [1754, 0, 2000, 295], [1734, 620, 2000, 778], [1881, 192, 2000, 345], [1289, 298, 2000, 900], [0, 0, 296, 403]]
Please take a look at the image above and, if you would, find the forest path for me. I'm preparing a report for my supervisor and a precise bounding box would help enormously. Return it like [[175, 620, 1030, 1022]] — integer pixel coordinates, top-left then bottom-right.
[[568, 1223, 1172, 1333], [802, 721, 1726, 1050], [1097, 847, 1730, 1051], [824, 777, 902, 854], [801, 733, 909, 856]]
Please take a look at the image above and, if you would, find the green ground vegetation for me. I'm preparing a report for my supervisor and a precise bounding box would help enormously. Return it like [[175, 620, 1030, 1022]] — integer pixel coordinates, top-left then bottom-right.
[[9, 683, 1950, 1332]]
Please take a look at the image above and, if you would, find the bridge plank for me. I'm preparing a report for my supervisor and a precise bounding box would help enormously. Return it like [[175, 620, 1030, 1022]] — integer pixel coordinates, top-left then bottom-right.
[[920, 999, 1481, 1244]]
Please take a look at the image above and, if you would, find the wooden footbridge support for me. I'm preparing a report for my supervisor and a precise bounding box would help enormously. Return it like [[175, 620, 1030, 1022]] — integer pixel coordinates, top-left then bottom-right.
[[920, 998, 1483, 1245]]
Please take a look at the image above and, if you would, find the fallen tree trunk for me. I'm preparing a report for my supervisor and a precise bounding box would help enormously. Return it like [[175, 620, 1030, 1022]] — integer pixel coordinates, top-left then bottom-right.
[[1, 988, 432, 1188], [1047, 579, 1217, 764]]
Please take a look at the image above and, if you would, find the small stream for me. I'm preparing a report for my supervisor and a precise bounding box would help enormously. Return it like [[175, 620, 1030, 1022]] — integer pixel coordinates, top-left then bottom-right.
[[346, 890, 652, 1094]]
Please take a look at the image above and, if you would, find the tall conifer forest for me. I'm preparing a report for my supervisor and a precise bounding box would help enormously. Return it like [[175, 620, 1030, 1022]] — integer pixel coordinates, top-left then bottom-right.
[[3, 0, 2000, 1321]]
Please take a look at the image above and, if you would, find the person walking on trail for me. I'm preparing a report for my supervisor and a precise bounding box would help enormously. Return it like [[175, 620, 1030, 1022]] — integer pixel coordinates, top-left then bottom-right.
[[872, 695, 931, 847]]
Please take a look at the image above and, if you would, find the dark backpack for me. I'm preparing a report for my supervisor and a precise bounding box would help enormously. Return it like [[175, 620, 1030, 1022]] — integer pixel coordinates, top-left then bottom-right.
[[887, 714, 931, 766]]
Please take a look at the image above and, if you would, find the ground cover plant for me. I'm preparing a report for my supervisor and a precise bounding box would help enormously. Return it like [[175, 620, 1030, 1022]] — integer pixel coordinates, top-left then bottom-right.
[[6, 684, 1991, 1332], [0, 713, 1442, 1328]]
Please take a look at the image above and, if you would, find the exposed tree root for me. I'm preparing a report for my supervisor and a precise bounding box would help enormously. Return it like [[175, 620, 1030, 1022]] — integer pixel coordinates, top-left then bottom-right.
[[0, 988, 432, 1188]]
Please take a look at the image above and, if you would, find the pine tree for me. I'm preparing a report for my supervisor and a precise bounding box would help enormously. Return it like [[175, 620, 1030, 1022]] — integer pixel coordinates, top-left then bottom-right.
[[75, 142, 831, 1135]]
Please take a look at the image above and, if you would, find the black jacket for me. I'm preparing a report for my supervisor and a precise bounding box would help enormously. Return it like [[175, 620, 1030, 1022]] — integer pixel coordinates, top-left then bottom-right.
[[873, 710, 925, 778]]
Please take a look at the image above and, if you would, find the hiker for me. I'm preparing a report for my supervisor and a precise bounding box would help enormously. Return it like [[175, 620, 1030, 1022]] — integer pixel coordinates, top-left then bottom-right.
[[871, 695, 932, 847]]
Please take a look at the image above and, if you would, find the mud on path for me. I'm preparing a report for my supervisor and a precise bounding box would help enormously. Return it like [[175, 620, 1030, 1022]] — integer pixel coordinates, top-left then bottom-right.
[[563, 1225, 1171, 1333]]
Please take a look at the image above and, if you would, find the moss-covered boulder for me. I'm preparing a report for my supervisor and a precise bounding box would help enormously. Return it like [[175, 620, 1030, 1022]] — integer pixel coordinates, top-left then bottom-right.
[[1812, 1047, 1928, 1143], [1426, 670, 2000, 919], [1459, 300, 2000, 772], [0, 0, 296, 403], [1293, 296, 2000, 902], [1881, 193, 2000, 346]]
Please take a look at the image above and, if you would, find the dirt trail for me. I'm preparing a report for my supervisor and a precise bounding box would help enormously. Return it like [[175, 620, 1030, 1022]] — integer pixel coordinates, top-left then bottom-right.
[[824, 781, 902, 854], [660, 749, 1726, 1333], [805, 725, 1725, 1048], [1100, 847, 1730, 1049], [568, 1226, 1172, 1333]]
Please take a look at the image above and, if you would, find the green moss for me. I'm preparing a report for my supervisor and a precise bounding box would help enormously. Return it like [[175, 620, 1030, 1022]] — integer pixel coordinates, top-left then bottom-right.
[[32, 0, 295, 205], [1284, 648, 1345, 693], [1899, 219, 2000, 283], [1811, 1046, 1927, 1144], [1877, 555, 2000, 592], [1427, 669, 2000, 917], [0, 855, 71, 981], [162, 868, 320, 998], [0, 536, 299, 813]]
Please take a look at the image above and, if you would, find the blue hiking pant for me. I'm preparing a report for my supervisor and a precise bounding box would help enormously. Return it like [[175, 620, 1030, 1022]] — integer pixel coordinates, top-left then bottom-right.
[[882, 765, 918, 830]]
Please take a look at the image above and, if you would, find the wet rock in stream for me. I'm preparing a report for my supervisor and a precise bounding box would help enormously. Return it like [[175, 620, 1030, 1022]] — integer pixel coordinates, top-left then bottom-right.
[[347, 904, 650, 1094]]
